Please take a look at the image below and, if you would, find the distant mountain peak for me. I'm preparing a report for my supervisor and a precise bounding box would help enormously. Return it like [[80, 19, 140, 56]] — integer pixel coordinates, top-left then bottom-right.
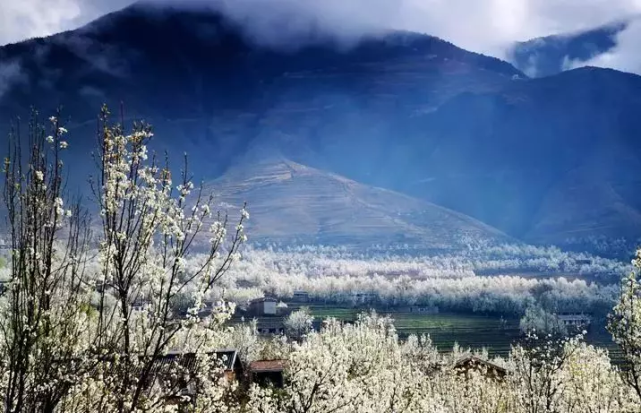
[[207, 158, 510, 248], [509, 17, 636, 77]]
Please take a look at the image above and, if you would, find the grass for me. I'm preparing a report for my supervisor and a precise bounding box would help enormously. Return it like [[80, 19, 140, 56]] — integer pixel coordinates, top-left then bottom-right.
[[239, 303, 623, 361], [294, 305, 519, 357], [296, 304, 621, 359]]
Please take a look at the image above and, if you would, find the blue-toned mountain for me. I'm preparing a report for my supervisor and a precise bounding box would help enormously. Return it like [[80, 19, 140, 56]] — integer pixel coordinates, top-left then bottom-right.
[[2, 2, 641, 248], [509, 19, 630, 77]]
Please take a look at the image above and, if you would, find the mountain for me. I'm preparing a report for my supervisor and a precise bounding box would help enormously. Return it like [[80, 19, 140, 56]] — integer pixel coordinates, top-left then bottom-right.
[[402, 68, 641, 244], [509, 20, 629, 77], [0, 2, 521, 151], [2, 2, 641, 249], [207, 157, 510, 249]]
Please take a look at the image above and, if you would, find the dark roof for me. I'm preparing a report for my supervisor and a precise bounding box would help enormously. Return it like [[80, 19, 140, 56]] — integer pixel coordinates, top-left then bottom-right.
[[250, 297, 278, 304], [150, 349, 240, 373], [557, 314, 592, 321], [454, 356, 507, 375], [249, 359, 287, 373], [255, 319, 285, 329]]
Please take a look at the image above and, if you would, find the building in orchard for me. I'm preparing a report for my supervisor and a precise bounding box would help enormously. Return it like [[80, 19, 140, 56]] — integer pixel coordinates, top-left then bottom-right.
[[248, 297, 279, 316]]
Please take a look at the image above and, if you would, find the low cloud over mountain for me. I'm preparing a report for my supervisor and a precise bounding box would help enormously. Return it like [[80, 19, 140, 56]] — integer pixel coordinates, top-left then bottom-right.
[[3, 0, 641, 63], [510, 16, 641, 77]]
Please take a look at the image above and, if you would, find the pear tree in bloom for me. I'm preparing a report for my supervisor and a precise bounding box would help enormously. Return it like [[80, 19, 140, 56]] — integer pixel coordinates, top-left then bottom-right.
[[0, 113, 93, 413], [557, 342, 635, 412], [0, 107, 249, 413], [519, 305, 567, 336], [249, 314, 442, 413], [434, 367, 516, 413], [64, 106, 249, 412], [283, 307, 314, 340], [608, 248, 641, 403]]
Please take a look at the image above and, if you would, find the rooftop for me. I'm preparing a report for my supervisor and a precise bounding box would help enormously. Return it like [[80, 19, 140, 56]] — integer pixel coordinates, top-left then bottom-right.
[[249, 359, 287, 373], [250, 297, 279, 304], [157, 349, 239, 371], [557, 314, 592, 321], [454, 356, 508, 376]]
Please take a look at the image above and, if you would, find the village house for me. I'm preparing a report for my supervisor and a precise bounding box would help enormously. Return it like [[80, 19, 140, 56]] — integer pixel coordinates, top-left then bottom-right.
[[76, 349, 246, 408], [453, 356, 508, 380], [248, 297, 279, 316], [151, 349, 243, 383], [249, 359, 287, 388], [254, 318, 286, 335], [292, 290, 310, 302], [557, 313, 592, 329]]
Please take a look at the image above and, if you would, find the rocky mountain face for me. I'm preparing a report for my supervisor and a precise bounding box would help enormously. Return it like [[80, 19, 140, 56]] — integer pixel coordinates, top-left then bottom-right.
[[1, 2, 641, 249]]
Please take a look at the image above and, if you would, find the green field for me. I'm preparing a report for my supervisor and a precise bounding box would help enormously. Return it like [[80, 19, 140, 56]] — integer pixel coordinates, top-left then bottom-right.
[[232, 304, 623, 361], [294, 305, 622, 360], [301, 306, 519, 357]]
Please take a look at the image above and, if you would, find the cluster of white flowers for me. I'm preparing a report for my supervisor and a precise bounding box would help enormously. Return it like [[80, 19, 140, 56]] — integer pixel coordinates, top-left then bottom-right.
[[0, 113, 100, 413], [608, 248, 641, 401], [246, 313, 639, 413], [53, 197, 72, 218], [0, 112, 251, 413]]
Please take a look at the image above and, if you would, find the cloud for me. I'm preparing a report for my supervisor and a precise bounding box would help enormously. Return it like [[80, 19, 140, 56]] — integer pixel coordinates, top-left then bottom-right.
[[399, 0, 641, 58], [567, 19, 641, 74], [147, 0, 641, 56], [0, 0, 131, 46], [0, 60, 25, 100], [2, 0, 641, 62], [200, 0, 399, 47], [51, 34, 133, 76], [0, 0, 82, 45]]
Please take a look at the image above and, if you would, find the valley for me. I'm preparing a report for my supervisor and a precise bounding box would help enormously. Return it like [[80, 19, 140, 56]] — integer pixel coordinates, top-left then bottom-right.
[[3, 1, 641, 411]]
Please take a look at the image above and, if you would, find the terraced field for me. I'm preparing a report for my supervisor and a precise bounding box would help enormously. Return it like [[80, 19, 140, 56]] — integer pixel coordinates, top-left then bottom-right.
[[305, 306, 520, 357], [232, 304, 623, 361], [298, 305, 622, 360]]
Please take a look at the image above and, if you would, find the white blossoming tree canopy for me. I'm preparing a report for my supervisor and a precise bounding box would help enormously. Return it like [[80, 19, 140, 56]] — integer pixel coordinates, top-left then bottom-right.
[[0, 109, 249, 412]]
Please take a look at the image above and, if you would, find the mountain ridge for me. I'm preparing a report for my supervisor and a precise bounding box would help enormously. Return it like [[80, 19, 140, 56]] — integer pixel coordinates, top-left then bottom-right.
[[508, 18, 635, 77], [1, 3, 641, 249]]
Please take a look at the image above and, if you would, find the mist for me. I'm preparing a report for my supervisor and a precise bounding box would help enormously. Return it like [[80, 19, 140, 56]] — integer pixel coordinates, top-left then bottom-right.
[[568, 18, 641, 75], [149, 0, 641, 57], [3, 0, 641, 62], [0, 60, 24, 100]]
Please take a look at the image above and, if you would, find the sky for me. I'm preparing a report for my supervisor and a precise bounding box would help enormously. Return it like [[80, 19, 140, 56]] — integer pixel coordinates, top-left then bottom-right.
[[1, 0, 641, 70]]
